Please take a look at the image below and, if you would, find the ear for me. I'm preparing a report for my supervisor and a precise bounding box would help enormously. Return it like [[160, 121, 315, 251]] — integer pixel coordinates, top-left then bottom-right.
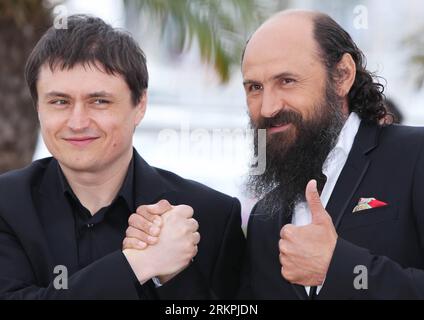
[[335, 53, 356, 97], [134, 91, 147, 127]]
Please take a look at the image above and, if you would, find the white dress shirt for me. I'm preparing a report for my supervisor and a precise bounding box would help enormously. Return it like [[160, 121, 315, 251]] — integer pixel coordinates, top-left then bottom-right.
[[290, 112, 361, 295]]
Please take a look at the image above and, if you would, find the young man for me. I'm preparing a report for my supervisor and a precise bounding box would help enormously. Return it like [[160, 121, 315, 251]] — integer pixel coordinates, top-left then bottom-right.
[[0, 15, 245, 300]]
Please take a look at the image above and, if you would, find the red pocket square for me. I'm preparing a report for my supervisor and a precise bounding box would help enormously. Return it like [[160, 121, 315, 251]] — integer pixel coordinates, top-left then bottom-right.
[[367, 199, 388, 208], [353, 197, 388, 213]]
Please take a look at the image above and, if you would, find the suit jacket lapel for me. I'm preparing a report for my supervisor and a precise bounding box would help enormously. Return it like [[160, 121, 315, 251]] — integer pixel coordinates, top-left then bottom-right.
[[133, 150, 178, 207], [325, 121, 380, 229], [286, 121, 380, 299], [37, 159, 79, 275], [3, 174, 54, 284], [35, 150, 178, 279], [132, 150, 182, 298]]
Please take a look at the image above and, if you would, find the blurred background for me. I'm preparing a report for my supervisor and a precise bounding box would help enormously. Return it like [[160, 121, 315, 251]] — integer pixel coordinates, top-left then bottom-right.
[[1, 0, 424, 226]]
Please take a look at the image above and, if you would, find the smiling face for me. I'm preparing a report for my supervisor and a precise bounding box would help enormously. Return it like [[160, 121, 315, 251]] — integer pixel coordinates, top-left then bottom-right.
[[242, 12, 329, 146], [36, 62, 146, 174], [243, 12, 349, 216]]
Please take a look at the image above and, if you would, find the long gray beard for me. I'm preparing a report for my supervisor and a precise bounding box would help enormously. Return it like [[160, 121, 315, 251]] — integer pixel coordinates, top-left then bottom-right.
[[246, 83, 346, 219]]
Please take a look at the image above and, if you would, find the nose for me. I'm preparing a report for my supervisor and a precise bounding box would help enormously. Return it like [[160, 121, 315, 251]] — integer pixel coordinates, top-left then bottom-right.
[[67, 103, 90, 131], [260, 87, 283, 118]]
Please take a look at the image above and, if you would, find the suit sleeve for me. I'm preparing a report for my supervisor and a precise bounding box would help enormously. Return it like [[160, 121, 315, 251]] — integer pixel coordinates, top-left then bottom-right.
[[0, 216, 149, 300], [155, 197, 246, 299], [318, 141, 424, 300]]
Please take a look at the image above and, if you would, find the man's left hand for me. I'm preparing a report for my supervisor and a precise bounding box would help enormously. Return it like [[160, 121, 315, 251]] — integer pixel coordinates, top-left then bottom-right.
[[279, 179, 338, 286]]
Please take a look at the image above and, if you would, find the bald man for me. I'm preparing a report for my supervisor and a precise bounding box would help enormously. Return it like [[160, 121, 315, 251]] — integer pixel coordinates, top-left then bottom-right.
[[120, 10, 424, 299], [239, 10, 424, 299]]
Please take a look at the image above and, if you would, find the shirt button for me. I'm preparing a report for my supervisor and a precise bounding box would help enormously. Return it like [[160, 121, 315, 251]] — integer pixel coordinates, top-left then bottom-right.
[[87, 223, 94, 228]]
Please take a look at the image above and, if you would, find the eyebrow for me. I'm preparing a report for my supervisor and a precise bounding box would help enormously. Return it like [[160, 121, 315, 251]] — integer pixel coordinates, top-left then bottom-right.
[[271, 71, 299, 81], [86, 91, 114, 99], [243, 71, 300, 86], [44, 91, 114, 99], [44, 91, 71, 99], [243, 79, 260, 86]]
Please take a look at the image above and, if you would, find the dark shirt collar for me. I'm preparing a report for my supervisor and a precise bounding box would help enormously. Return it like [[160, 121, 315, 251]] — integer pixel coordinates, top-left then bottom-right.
[[57, 156, 135, 214]]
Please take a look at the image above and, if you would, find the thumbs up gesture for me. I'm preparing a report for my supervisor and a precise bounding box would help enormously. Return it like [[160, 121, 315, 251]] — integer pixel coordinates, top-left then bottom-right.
[[278, 180, 338, 286]]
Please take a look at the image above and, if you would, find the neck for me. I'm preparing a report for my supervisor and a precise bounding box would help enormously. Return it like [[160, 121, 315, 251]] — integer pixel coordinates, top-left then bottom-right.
[[60, 149, 133, 215]]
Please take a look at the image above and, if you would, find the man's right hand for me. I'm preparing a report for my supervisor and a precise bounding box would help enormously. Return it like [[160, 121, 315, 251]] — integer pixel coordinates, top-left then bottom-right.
[[123, 200, 172, 249], [123, 203, 200, 284]]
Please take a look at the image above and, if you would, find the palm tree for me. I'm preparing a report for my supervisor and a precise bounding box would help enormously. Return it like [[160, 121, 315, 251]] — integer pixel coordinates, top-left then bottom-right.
[[0, 0, 287, 174], [125, 0, 286, 82], [0, 0, 51, 174]]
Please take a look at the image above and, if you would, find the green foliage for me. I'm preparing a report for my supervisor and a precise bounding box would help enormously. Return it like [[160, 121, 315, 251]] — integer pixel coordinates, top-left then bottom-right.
[[126, 0, 283, 82]]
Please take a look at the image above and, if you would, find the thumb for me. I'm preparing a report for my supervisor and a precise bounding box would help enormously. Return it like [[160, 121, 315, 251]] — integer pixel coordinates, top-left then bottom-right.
[[305, 179, 328, 224], [147, 199, 173, 214]]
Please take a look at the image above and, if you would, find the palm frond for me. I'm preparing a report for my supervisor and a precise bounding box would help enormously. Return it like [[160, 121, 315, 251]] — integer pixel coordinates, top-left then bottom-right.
[[125, 0, 286, 82]]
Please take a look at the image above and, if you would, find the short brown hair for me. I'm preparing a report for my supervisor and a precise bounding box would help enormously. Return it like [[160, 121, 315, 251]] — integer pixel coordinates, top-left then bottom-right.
[[25, 14, 148, 106]]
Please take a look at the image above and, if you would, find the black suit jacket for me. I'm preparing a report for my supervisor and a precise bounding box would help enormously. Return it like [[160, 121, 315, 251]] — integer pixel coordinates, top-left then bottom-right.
[[0, 150, 245, 299], [240, 121, 424, 299]]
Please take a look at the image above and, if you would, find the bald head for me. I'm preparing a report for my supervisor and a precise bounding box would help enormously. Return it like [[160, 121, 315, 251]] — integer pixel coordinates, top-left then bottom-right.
[[241, 9, 378, 124], [251, 9, 318, 42], [242, 10, 322, 71]]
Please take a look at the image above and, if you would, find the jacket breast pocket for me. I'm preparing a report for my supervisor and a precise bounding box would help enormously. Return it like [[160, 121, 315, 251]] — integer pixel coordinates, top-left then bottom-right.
[[338, 205, 399, 232]]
